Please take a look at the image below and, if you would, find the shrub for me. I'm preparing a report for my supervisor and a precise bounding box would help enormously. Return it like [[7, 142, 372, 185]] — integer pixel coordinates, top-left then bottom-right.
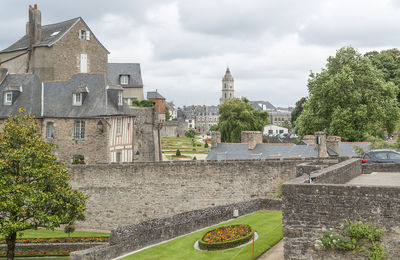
[[317, 220, 388, 259], [176, 149, 181, 156], [64, 224, 76, 237], [204, 142, 209, 148]]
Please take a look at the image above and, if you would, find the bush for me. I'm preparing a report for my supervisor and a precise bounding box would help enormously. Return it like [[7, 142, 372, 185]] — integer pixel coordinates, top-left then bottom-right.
[[64, 224, 76, 237], [176, 149, 181, 156], [204, 142, 209, 148]]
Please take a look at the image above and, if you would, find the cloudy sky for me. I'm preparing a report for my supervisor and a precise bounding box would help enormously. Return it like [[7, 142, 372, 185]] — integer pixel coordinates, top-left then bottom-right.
[[1, 0, 399, 107]]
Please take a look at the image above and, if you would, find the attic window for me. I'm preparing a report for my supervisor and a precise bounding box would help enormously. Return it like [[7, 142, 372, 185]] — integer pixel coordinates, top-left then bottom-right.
[[73, 93, 82, 106], [4, 92, 12, 105], [79, 29, 90, 40], [120, 75, 129, 85], [50, 31, 60, 36]]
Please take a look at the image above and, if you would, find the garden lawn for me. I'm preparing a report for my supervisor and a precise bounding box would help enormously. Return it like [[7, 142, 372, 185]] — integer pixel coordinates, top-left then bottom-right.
[[121, 210, 282, 260], [2, 228, 109, 239]]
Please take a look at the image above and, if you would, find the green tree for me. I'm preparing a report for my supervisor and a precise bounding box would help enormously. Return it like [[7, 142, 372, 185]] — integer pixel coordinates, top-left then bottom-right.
[[185, 129, 196, 139], [291, 97, 307, 127], [0, 109, 86, 260], [296, 47, 400, 141], [218, 97, 269, 142], [165, 105, 171, 121]]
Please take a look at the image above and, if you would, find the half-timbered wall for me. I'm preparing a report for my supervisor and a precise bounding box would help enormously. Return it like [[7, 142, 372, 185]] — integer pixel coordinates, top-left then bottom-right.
[[109, 116, 135, 162]]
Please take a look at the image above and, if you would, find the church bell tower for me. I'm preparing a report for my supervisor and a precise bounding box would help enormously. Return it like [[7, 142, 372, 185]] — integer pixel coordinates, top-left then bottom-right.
[[220, 67, 234, 104]]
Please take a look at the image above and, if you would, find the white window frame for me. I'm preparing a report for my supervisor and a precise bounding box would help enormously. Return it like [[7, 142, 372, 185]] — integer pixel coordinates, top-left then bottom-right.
[[73, 93, 82, 106], [46, 122, 54, 138], [118, 91, 123, 106], [74, 120, 85, 140], [120, 75, 129, 85], [79, 29, 90, 40], [116, 117, 122, 135], [80, 53, 88, 73], [4, 92, 12, 105]]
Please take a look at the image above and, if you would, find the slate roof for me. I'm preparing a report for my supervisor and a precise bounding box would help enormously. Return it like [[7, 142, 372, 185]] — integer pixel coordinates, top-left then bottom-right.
[[43, 74, 131, 117], [0, 73, 132, 119], [0, 17, 109, 54], [147, 91, 165, 99], [249, 101, 276, 111], [206, 142, 371, 160], [107, 63, 143, 88], [0, 74, 42, 118]]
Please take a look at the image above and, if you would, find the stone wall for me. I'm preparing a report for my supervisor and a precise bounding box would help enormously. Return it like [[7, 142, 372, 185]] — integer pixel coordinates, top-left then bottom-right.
[[160, 120, 188, 137], [70, 199, 281, 260], [41, 118, 108, 164], [0, 242, 103, 256], [69, 158, 320, 230], [282, 160, 400, 260]]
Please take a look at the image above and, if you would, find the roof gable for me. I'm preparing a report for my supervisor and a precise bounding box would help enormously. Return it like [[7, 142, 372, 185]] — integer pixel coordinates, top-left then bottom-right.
[[0, 17, 109, 54]]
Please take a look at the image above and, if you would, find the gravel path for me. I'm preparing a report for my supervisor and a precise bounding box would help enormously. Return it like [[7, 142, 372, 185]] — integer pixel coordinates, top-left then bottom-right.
[[257, 240, 284, 260]]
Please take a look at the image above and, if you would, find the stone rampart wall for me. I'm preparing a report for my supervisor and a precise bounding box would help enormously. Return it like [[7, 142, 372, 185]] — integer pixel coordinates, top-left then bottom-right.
[[69, 158, 320, 230], [70, 199, 281, 260], [282, 160, 400, 260]]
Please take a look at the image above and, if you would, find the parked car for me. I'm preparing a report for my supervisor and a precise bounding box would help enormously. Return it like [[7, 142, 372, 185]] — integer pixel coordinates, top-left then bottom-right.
[[361, 149, 400, 163]]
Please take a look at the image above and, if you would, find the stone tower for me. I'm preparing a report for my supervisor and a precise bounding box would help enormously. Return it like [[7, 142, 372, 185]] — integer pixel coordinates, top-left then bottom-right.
[[220, 67, 234, 104]]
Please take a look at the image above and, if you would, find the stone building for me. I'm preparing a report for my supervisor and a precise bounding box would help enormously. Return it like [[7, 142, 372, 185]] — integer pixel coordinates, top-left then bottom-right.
[[181, 105, 219, 135], [0, 6, 162, 163], [220, 67, 234, 104], [0, 5, 108, 82]]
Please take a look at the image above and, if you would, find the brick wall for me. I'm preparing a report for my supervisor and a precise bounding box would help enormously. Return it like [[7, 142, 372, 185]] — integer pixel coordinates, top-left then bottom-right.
[[68, 158, 316, 230], [282, 160, 400, 259]]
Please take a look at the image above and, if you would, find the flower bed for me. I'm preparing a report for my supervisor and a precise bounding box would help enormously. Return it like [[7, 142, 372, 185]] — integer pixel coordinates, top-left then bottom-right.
[[0, 250, 72, 257], [0, 237, 108, 244], [198, 224, 254, 250]]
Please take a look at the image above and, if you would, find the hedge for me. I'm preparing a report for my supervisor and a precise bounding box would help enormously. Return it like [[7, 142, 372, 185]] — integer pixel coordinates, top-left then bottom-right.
[[198, 229, 254, 250]]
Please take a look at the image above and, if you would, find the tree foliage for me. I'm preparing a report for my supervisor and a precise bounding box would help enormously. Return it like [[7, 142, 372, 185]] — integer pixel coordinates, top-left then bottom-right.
[[165, 105, 171, 121], [184, 129, 196, 139], [291, 97, 307, 127], [295, 47, 400, 141], [218, 97, 269, 142], [0, 109, 86, 260]]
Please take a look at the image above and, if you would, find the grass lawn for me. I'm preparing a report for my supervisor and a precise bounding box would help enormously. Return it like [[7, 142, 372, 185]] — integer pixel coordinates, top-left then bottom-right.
[[121, 210, 282, 260], [162, 136, 210, 161], [1, 228, 109, 239]]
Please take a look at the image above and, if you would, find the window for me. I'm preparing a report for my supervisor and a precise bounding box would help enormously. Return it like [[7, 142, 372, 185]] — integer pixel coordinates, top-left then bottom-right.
[[120, 75, 129, 85], [46, 122, 54, 138], [74, 120, 85, 140], [374, 152, 387, 160], [116, 118, 122, 135], [388, 152, 400, 159], [73, 93, 82, 106], [4, 92, 12, 105], [118, 91, 123, 106], [72, 154, 85, 164], [116, 152, 121, 163], [79, 29, 90, 40], [80, 53, 87, 73], [279, 130, 284, 134], [268, 130, 273, 134]]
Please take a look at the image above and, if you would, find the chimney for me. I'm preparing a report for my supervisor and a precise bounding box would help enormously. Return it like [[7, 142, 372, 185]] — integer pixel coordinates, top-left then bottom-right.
[[0, 66, 8, 84], [211, 131, 221, 148], [241, 131, 262, 150], [27, 4, 42, 49], [327, 136, 341, 155], [315, 131, 329, 158]]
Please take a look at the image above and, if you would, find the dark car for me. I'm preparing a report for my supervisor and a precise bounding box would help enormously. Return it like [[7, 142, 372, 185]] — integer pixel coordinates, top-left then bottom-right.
[[361, 149, 400, 163]]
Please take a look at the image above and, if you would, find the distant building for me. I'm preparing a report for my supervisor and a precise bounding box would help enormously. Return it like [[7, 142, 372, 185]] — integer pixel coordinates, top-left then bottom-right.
[[269, 109, 291, 126], [263, 124, 289, 135], [220, 67, 234, 104]]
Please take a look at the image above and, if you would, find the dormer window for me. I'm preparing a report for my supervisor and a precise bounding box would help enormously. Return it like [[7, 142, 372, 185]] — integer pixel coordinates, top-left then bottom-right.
[[4, 92, 12, 105], [73, 93, 82, 106], [118, 91, 123, 106], [120, 75, 129, 85], [79, 29, 90, 40]]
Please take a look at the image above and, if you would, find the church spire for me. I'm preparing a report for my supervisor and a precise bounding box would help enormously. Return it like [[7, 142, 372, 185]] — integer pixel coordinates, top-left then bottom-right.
[[220, 67, 234, 104]]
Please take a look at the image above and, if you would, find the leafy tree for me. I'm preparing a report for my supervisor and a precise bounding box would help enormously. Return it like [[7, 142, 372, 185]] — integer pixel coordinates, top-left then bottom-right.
[[0, 109, 86, 260], [185, 129, 196, 139], [218, 97, 269, 142], [296, 47, 400, 141], [165, 105, 171, 121], [291, 97, 307, 127]]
